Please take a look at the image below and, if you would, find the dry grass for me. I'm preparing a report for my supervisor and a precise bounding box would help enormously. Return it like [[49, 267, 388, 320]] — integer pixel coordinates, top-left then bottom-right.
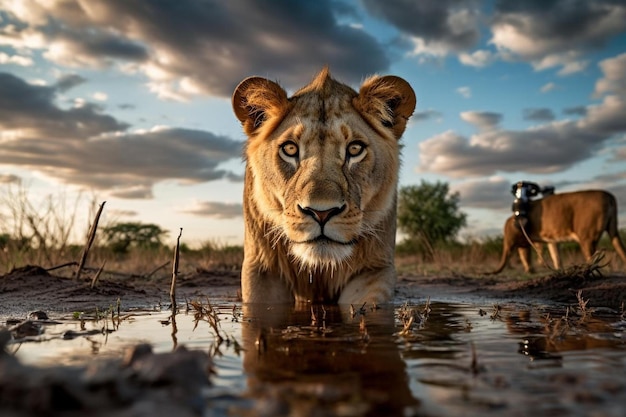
[[1, 185, 624, 281], [544, 251, 608, 283], [189, 298, 224, 343]]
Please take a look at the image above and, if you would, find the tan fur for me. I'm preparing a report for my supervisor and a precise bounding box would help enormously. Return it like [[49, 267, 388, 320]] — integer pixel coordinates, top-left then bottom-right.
[[232, 68, 416, 304], [490, 190, 626, 274]]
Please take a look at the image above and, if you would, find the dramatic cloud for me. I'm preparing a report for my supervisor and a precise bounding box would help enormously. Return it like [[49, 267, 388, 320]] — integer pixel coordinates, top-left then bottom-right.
[[490, 0, 626, 74], [418, 122, 600, 177], [0, 72, 126, 138], [523, 108, 556, 122], [0, 72, 243, 197], [180, 201, 243, 219], [461, 111, 502, 131], [418, 49, 626, 178], [450, 177, 512, 210], [594, 53, 626, 98], [363, 0, 481, 56], [0, 0, 388, 99]]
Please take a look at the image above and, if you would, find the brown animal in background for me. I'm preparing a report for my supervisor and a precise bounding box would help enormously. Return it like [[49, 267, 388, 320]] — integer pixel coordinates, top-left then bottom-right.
[[232, 68, 416, 304], [490, 190, 626, 274]]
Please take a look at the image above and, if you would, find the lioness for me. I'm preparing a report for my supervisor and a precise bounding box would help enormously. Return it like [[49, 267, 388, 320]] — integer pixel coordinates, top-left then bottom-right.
[[232, 68, 416, 304], [490, 190, 626, 274]]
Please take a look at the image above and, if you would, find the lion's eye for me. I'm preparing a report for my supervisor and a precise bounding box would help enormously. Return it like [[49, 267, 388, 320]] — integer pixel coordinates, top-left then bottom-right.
[[280, 141, 299, 158], [347, 141, 366, 158]]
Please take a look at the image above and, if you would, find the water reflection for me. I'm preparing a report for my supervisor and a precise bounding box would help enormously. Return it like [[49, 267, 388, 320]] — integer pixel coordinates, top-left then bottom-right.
[[240, 304, 419, 416], [6, 300, 625, 416]]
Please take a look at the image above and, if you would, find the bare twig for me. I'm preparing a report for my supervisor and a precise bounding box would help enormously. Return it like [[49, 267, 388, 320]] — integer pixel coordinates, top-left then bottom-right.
[[90, 260, 106, 289], [145, 260, 170, 279], [75, 201, 106, 280], [189, 298, 224, 343], [46, 261, 78, 272], [170, 228, 183, 314]]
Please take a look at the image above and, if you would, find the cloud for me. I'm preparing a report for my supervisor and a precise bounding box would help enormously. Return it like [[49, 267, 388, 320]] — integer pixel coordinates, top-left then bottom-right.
[[490, 0, 626, 74], [419, 50, 626, 178], [456, 86, 471, 98], [362, 0, 481, 56], [418, 122, 601, 177], [540, 82, 556, 93], [108, 209, 139, 218], [92, 92, 108, 101], [460, 111, 502, 131], [0, 51, 33, 66], [579, 94, 626, 135], [55, 74, 87, 92], [563, 106, 587, 116], [594, 53, 626, 98], [458, 49, 496, 68], [1, 0, 389, 99], [0, 72, 243, 197], [450, 177, 512, 210], [523, 108, 556, 122], [412, 109, 443, 122], [180, 201, 243, 219], [0, 72, 126, 138]]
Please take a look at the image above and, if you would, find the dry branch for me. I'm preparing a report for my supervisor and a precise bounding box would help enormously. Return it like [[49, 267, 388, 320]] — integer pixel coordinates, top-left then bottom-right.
[[90, 260, 106, 289], [145, 261, 170, 279], [170, 228, 183, 314], [75, 201, 106, 280]]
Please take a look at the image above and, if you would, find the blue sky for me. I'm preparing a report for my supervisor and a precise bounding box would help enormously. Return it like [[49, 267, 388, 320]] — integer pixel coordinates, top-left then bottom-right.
[[1, 0, 626, 247]]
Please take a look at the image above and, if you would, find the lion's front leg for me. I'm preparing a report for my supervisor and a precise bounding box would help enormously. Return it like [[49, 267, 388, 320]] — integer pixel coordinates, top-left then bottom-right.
[[241, 263, 294, 304], [338, 267, 396, 305]]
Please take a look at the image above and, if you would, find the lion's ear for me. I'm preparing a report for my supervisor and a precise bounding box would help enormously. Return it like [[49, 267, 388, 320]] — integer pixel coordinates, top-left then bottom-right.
[[354, 75, 416, 139], [232, 77, 289, 136]]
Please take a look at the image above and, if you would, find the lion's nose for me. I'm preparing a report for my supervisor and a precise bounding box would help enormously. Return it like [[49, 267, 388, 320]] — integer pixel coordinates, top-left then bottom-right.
[[298, 204, 346, 225]]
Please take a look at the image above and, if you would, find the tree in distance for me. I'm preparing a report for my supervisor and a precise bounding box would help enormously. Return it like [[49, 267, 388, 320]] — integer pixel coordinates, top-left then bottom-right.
[[102, 222, 168, 254], [397, 181, 467, 256]]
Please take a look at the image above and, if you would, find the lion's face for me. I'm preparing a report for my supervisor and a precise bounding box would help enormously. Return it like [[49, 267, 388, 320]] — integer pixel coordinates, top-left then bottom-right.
[[233, 68, 415, 271]]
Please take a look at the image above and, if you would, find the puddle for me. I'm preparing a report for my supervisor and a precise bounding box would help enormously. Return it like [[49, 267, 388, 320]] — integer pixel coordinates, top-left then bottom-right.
[[3, 299, 626, 416]]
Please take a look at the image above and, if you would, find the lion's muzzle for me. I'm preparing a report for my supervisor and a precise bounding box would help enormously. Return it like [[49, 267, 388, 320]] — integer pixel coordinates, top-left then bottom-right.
[[298, 204, 346, 226]]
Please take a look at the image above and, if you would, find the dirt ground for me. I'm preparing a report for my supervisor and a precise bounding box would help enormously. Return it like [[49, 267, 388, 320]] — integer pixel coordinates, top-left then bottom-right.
[[1, 264, 625, 318]]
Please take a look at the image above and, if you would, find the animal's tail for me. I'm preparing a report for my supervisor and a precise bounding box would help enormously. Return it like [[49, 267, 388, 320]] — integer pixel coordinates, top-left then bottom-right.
[[606, 194, 626, 265], [487, 251, 508, 275]]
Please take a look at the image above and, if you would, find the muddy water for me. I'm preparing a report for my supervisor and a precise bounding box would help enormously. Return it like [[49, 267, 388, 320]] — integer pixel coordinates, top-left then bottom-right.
[[6, 299, 626, 417]]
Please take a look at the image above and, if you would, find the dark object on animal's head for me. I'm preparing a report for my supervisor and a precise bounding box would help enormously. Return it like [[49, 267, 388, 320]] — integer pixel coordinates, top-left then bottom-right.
[[510, 181, 556, 218]]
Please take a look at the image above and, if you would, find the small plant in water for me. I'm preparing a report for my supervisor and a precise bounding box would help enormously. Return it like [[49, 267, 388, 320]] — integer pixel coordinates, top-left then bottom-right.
[[490, 304, 502, 320], [397, 297, 431, 335], [576, 290, 591, 320], [190, 299, 224, 343]]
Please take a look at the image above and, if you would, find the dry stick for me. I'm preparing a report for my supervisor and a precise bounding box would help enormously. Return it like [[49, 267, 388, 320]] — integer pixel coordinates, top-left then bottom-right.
[[75, 201, 106, 281], [170, 228, 183, 314], [90, 260, 106, 289], [46, 261, 78, 272], [145, 260, 170, 279]]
